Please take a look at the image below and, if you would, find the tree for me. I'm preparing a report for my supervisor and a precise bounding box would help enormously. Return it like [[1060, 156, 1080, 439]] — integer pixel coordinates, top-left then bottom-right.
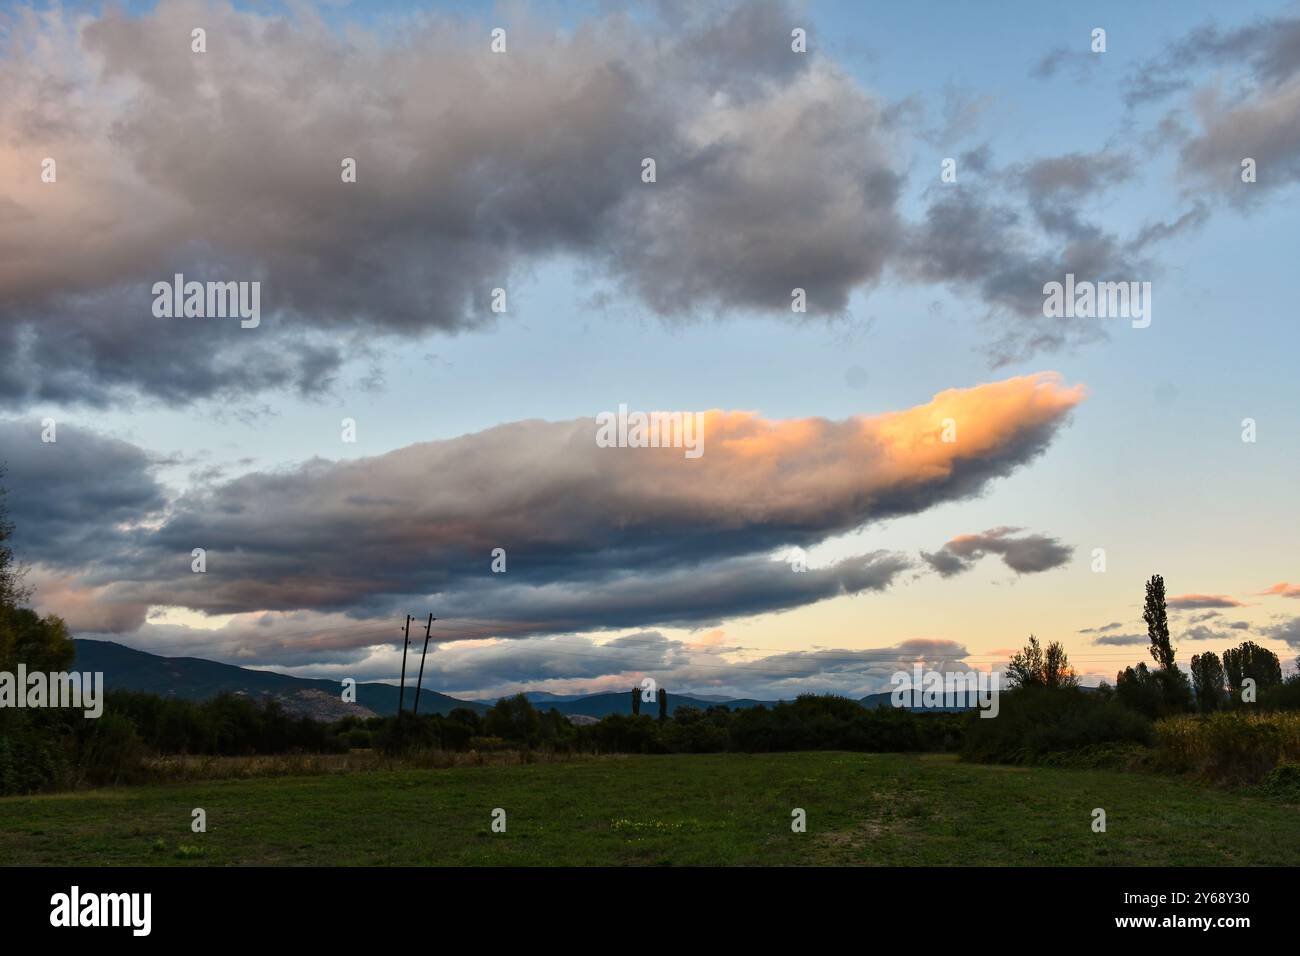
[[0, 608, 75, 676], [1222, 641, 1283, 694], [0, 465, 31, 612], [1006, 635, 1078, 689], [483, 693, 541, 744], [1115, 663, 1162, 718], [1143, 574, 1175, 670], [1190, 651, 1226, 713]]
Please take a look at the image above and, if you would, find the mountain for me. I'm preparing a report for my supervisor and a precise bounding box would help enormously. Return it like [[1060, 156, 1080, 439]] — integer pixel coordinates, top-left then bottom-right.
[[860, 690, 984, 712], [72, 639, 488, 719], [860, 683, 1102, 712], [71, 639, 781, 721], [535, 691, 775, 718], [484, 690, 772, 711]]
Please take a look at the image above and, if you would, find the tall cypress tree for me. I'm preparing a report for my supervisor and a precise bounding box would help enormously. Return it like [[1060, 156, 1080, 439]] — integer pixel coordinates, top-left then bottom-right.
[[1143, 574, 1175, 670]]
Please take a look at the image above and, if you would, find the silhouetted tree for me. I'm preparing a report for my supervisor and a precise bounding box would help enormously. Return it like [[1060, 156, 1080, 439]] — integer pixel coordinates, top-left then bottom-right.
[[1115, 663, 1162, 718], [658, 688, 668, 722], [1139, 574, 1193, 711], [1190, 651, 1226, 712], [631, 687, 640, 716], [1006, 635, 1078, 689], [1143, 574, 1175, 670], [1223, 641, 1283, 694]]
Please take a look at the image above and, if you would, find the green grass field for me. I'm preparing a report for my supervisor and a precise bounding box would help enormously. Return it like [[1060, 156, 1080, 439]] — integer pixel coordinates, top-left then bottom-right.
[[2, 752, 1297, 866]]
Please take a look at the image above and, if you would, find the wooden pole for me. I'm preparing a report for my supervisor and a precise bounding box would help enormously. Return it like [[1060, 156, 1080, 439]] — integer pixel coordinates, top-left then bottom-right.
[[397, 614, 412, 714], [413, 614, 436, 714]]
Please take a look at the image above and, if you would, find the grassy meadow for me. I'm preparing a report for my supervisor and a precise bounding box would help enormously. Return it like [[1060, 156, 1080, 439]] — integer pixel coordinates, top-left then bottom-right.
[[2, 751, 1298, 866]]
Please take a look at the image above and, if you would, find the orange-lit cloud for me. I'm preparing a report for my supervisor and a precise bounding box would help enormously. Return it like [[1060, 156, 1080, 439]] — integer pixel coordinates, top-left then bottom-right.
[[1258, 582, 1300, 599], [3, 373, 1084, 659]]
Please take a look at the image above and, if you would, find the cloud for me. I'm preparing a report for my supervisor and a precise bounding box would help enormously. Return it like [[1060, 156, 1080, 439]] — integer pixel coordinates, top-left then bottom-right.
[[1167, 594, 1244, 609], [1259, 582, 1300, 598], [1029, 46, 1101, 82], [0, 1, 1164, 406], [0, 0, 905, 406], [5, 373, 1085, 646], [1125, 16, 1300, 199], [1093, 633, 1148, 647], [1262, 617, 1300, 651], [95, 624, 979, 699], [0, 420, 168, 567], [921, 526, 1073, 577], [1181, 624, 1241, 643], [1079, 621, 1123, 634]]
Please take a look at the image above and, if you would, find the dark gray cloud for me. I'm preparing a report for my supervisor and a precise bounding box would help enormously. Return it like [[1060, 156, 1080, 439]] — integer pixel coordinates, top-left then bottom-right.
[[1182, 624, 1242, 643], [1167, 594, 1244, 609], [0, 0, 906, 407], [3, 374, 1083, 641], [0, 419, 167, 565], [1125, 17, 1300, 198], [1079, 621, 1124, 634], [1030, 46, 1102, 82], [901, 169, 1164, 365], [921, 526, 1073, 577], [1126, 18, 1300, 106], [1093, 633, 1148, 647], [0, 1, 1192, 407], [95, 623, 977, 699], [1263, 616, 1300, 650]]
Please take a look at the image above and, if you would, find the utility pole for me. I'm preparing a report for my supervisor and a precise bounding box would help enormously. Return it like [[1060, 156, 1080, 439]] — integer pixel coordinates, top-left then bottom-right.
[[397, 614, 412, 714], [413, 614, 436, 715]]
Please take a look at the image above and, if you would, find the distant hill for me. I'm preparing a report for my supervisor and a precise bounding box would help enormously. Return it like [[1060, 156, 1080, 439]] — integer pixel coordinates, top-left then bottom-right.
[[480, 690, 776, 715], [72, 639, 488, 719], [860, 689, 984, 712], [536, 691, 776, 718], [70, 639, 780, 721], [860, 683, 1100, 712]]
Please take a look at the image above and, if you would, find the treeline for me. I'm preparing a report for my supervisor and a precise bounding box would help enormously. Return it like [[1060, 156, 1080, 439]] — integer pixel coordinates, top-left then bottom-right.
[[0, 688, 972, 794], [4, 480, 1300, 796], [959, 575, 1300, 785], [365, 693, 965, 757]]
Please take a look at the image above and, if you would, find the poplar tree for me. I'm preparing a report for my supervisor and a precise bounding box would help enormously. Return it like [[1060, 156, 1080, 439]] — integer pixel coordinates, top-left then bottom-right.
[[1143, 575, 1176, 670]]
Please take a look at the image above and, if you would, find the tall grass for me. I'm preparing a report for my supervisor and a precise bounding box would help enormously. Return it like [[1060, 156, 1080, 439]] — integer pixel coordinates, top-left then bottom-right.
[[138, 748, 619, 784], [1155, 711, 1300, 784]]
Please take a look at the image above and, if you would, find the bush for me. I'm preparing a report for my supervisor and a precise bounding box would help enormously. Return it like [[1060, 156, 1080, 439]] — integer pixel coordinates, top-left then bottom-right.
[[0, 712, 72, 795], [1155, 711, 1300, 784], [961, 686, 1154, 764], [75, 712, 147, 785], [1258, 763, 1300, 801]]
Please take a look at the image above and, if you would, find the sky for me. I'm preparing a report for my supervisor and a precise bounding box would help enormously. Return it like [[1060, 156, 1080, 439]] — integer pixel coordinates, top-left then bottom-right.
[[0, 0, 1297, 700]]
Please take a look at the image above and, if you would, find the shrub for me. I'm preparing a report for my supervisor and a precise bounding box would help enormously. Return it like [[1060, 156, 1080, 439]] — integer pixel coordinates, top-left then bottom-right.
[[1155, 711, 1300, 784], [1258, 763, 1300, 801], [961, 686, 1154, 764]]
